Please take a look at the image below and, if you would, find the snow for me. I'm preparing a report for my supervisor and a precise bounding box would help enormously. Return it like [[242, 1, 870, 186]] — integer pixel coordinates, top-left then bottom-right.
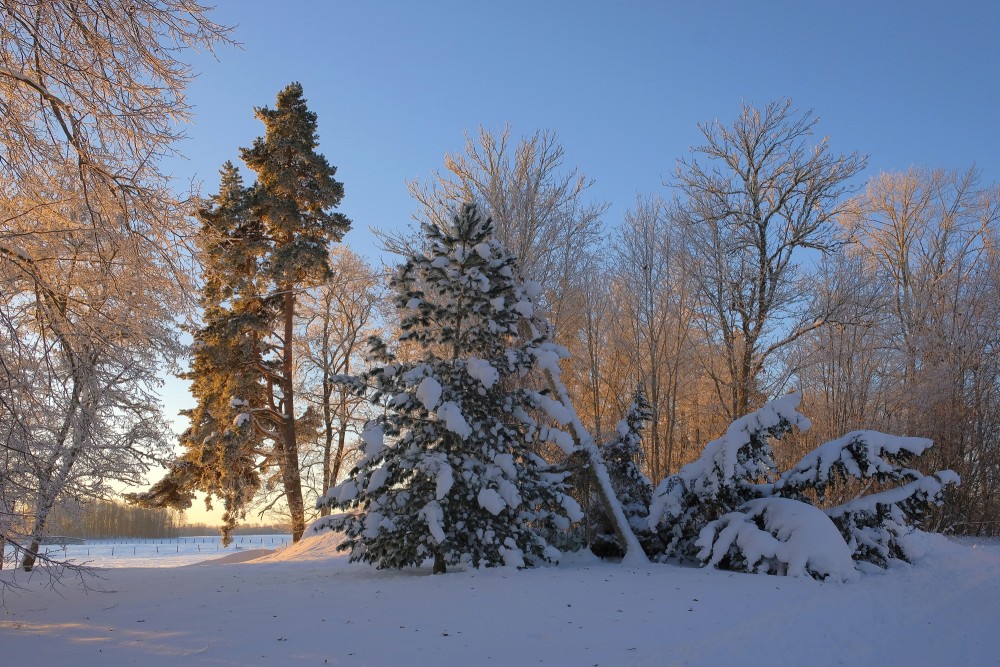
[[495, 479, 522, 509], [512, 299, 534, 317], [776, 430, 934, 490], [435, 401, 472, 438], [547, 428, 576, 454], [498, 543, 525, 568], [473, 242, 492, 259], [326, 478, 358, 504], [434, 461, 454, 500], [1, 535, 291, 569], [418, 501, 446, 543], [465, 357, 499, 389], [559, 493, 585, 523], [233, 412, 251, 427], [415, 376, 443, 411], [366, 464, 391, 493], [477, 488, 507, 515], [493, 453, 517, 479], [522, 280, 543, 298], [359, 421, 384, 462], [650, 392, 810, 526], [536, 394, 573, 425], [826, 471, 960, 518], [697, 497, 858, 581], [3, 530, 998, 666]]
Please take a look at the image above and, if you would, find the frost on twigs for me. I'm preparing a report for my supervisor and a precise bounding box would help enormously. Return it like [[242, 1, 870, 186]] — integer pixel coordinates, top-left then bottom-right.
[[317, 204, 579, 573], [648, 393, 958, 579]]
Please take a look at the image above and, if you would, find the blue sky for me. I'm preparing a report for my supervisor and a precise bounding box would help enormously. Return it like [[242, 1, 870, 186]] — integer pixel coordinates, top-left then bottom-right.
[[167, 1, 1000, 260], [158, 0, 1000, 522]]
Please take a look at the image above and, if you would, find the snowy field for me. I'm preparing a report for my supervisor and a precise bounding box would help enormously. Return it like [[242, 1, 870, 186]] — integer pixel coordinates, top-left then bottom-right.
[[2, 535, 292, 569], [2, 530, 999, 666]]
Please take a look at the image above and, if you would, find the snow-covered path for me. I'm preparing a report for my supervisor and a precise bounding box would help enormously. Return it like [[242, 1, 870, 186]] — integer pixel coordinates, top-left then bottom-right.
[[1, 532, 998, 666]]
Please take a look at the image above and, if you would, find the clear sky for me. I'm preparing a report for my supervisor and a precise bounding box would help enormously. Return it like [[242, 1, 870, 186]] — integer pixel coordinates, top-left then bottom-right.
[[156, 0, 1000, 523]]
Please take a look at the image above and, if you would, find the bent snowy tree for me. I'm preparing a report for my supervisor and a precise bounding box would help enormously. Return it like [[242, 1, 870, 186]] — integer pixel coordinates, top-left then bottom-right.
[[647, 393, 958, 579], [318, 204, 643, 571]]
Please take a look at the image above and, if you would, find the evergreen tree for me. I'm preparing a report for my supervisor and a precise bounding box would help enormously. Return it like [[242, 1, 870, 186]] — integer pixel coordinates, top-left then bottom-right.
[[135, 84, 350, 542], [239, 81, 351, 542], [647, 393, 959, 579], [590, 386, 657, 557], [131, 162, 270, 543], [320, 204, 582, 573]]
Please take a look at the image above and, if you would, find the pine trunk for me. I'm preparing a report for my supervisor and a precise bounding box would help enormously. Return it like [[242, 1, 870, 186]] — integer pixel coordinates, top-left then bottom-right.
[[281, 287, 306, 542]]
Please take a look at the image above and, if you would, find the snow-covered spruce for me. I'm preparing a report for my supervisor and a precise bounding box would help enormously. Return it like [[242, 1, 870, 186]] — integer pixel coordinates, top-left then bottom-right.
[[775, 431, 960, 567], [647, 393, 810, 564], [647, 393, 958, 579], [588, 387, 659, 558], [318, 204, 581, 573]]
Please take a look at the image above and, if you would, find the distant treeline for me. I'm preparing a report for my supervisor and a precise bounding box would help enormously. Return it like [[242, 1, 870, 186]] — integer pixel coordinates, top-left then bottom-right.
[[46, 499, 181, 539], [175, 523, 291, 537], [44, 500, 289, 539]]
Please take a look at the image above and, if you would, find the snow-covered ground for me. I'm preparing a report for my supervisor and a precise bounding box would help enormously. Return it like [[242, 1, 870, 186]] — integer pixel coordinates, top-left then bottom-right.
[[1, 530, 998, 666]]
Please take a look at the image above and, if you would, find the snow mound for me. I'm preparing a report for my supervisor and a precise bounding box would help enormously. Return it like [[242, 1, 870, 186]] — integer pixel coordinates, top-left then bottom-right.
[[697, 497, 858, 581], [187, 548, 275, 566], [249, 522, 348, 563]]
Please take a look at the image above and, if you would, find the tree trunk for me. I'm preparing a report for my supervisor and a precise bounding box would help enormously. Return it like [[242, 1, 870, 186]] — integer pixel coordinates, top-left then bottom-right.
[[433, 552, 446, 574], [281, 287, 306, 542], [21, 494, 54, 571], [320, 371, 334, 517], [540, 366, 648, 564]]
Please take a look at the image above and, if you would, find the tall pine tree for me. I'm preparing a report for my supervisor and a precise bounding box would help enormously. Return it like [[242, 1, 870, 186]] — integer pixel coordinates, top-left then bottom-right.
[[135, 84, 350, 542], [320, 204, 582, 573], [239, 82, 351, 542]]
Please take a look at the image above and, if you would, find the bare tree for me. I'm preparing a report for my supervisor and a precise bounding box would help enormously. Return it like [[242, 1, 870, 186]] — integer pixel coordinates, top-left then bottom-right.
[[400, 125, 607, 334], [0, 0, 230, 237], [674, 99, 866, 419], [560, 253, 629, 445], [0, 197, 180, 570], [838, 167, 1000, 532], [610, 196, 701, 481], [0, 0, 231, 571], [296, 247, 386, 515]]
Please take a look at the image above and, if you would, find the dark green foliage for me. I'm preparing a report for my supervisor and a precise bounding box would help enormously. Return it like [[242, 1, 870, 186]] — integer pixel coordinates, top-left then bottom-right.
[[319, 204, 581, 572], [241, 82, 350, 286]]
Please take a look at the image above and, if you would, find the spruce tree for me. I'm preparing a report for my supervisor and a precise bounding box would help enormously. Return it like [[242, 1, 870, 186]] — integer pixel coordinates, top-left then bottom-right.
[[321, 204, 581, 573], [647, 393, 958, 579]]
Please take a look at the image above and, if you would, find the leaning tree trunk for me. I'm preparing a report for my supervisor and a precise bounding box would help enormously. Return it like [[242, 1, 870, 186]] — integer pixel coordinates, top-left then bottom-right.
[[539, 358, 648, 563]]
